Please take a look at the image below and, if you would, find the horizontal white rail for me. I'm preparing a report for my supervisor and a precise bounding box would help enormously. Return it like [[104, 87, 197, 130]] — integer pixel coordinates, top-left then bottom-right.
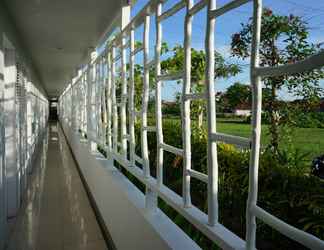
[[157, 71, 184, 81], [142, 126, 156, 132], [131, 46, 143, 56], [101, 154, 246, 249], [251, 205, 324, 250], [210, 132, 251, 149], [189, 0, 207, 16], [113, 53, 122, 62], [134, 154, 143, 164], [59, 0, 324, 248], [146, 59, 155, 68], [254, 50, 324, 77], [158, 1, 186, 21], [159, 142, 184, 156], [122, 134, 130, 140], [183, 93, 206, 100], [187, 169, 208, 183], [210, 0, 251, 19], [113, 154, 131, 167], [134, 111, 142, 117]]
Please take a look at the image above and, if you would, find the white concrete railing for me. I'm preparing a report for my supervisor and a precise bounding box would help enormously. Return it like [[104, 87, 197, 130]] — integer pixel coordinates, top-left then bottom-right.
[[59, 0, 324, 249]]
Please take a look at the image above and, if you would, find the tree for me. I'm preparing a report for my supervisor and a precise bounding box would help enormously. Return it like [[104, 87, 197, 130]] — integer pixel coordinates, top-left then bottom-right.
[[133, 42, 169, 111], [224, 82, 251, 111], [161, 45, 241, 127], [231, 8, 324, 155]]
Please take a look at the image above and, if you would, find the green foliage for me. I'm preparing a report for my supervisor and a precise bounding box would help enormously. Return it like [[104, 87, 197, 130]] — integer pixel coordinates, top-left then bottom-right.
[[231, 8, 324, 155], [160, 44, 241, 126], [244, 112, 270, 124], [161, 45, 241, 83], [223, 82, 251, 111], [162, 103, 181, 117], [132, 119, 324, 249], [291, 112, 324, 128]]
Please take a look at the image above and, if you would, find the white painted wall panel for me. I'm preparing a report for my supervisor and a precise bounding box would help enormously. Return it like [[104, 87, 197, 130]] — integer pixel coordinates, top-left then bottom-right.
[[3, 48, 19, 218], [0, 41, 7, 250]]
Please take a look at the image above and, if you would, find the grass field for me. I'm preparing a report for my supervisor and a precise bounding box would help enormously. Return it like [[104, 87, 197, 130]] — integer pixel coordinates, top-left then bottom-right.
[[217, 118, 324, 160], [160, 116, 324, 161]]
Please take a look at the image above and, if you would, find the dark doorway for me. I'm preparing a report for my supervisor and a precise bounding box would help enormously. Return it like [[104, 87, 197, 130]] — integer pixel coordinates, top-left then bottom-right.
[[49, 100, 58, 121]]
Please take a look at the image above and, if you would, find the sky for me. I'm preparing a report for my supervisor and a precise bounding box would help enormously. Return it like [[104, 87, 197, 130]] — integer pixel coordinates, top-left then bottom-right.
[[110, 0, 324, 101]]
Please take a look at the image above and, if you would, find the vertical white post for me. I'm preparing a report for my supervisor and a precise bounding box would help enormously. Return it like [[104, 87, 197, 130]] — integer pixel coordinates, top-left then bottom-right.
[[71, 75, 77, 131], [99, 59, 104, 145], [182, 0, 193, 208], [143, 12, 157, 212], [111, 47, 118, 153], [206, 0, 218, 226], [86, 66, 92, 146], [95, 62, 100, 142], [120, 4, 130, 159], [107, 51, 112, 154], [142, 14, 150, 178], [121, 35, 128, 158], [155, 2, 164, 187], [246, 0, 262, 248], [82, 74, 86, 134], [102, 58, 108, 148], [84, 74, 87, 135], [129, 29, 136, 166]]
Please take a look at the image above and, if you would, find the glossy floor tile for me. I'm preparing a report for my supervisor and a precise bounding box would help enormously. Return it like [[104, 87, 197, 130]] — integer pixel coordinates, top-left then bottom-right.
[[5, 123, 108, 250]]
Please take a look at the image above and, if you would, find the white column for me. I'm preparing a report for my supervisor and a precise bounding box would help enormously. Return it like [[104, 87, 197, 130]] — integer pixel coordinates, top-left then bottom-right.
[[106, 51, 112, 155], [246, 0, 262, 248], [155, 2, 164, 187], [129, 29, 136, 166], [206, 0, 218, 226], [182, 0, 193, 208], [111, 47, 118, 153]]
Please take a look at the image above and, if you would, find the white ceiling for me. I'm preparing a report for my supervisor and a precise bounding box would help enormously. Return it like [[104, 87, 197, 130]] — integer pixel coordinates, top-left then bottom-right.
[[4, 0, 125, 97]]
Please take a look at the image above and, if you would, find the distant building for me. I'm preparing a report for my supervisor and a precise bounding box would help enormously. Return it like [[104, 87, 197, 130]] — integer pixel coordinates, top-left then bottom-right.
[[162, 100, 177, 107], [233, 103, 251, 117]]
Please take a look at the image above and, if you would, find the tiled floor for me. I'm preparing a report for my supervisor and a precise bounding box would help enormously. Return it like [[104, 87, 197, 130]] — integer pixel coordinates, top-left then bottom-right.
[[5, 123, 108, 250]]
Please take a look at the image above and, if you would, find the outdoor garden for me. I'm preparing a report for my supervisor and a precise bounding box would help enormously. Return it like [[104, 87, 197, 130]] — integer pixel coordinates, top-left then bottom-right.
[[96, 7, 324, 250]]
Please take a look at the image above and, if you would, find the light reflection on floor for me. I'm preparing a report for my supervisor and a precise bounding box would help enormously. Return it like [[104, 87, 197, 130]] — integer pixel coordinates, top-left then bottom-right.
[[5, 123, 108, 250]]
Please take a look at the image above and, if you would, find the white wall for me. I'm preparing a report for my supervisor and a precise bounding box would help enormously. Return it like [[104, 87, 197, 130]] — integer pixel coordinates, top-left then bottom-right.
[[0, 40, 6, 250], [3, 46, 20, 218], [0, 2, 47, 249], [234, 109, 251, 117]]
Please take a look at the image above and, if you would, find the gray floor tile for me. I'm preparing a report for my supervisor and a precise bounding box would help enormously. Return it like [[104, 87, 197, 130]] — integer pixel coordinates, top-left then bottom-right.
[[6, 123, 108, 250]]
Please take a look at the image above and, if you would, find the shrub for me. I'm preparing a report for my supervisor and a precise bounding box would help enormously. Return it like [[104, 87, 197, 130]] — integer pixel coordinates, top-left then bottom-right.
[[162, 103, 181, 117], [133, 118, 324, 249], [292, 112, 324, 128], [244, 112, 270, 124]]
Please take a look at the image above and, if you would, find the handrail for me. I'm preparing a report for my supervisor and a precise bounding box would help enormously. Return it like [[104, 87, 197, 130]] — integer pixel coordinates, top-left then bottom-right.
[[58, 0, 324, 249]]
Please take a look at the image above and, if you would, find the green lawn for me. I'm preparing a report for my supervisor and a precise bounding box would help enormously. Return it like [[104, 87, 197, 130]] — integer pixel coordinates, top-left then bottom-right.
[[216, 118, 324, 160], [160, 116, 324, 160]]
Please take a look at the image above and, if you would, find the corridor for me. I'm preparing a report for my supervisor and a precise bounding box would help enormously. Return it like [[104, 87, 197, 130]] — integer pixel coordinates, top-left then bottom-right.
[[5, 123, 108, 250]]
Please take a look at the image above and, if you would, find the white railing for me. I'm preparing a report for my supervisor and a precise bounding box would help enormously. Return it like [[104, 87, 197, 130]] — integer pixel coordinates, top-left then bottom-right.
[[59, 0, 324, 249]]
